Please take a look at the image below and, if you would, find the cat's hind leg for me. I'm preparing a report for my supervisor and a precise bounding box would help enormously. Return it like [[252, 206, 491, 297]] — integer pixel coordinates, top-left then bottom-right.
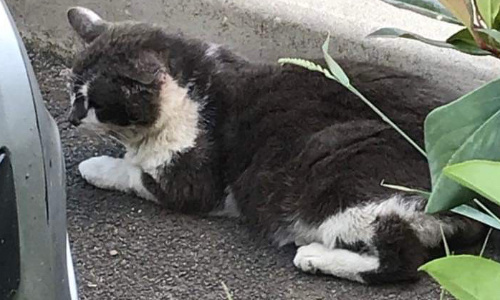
[[293, 195, 483, 284], [294, 212, 424, 284], [79, 156, 157, 202]]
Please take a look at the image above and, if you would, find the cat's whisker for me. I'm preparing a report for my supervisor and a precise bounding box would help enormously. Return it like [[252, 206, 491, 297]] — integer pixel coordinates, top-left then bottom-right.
[[109, 130, 129, 143], [71, 73, 86, 82], [95, 132, 108, 143], [77, 126, 108, 144], [107, 132, 123, 144]]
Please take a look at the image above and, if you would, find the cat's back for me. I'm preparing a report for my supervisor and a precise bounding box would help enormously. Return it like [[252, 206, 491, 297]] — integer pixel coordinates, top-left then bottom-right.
[[227, 58, 456, 153], [223, 59, 457, 198]]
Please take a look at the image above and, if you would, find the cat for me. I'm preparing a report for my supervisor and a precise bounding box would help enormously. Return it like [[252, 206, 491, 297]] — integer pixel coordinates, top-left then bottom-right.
[[66, 7, 484, 284]]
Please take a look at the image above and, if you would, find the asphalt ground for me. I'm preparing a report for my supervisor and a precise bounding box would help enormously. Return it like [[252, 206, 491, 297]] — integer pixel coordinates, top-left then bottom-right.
[[29, 43, 470, 300]]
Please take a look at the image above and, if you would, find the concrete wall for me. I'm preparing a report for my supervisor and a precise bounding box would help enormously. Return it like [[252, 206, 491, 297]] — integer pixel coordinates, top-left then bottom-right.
[[6, 0, 500, 93]]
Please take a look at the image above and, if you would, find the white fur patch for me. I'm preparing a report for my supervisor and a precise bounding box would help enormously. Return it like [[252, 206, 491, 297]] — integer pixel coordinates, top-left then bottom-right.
[[80, 108, 100, 127], [407, 209, 457, 248], [294, 242, 379, 283], [80, 82, 89, 109], [69, 78, 91, 108], [205, 43, 220, 58], [79, 156, 156, 202], [125, 75, 200, 179], [74, 7, 103, 24], [278, 194, 455, 266], [288, 195, 453, 249]]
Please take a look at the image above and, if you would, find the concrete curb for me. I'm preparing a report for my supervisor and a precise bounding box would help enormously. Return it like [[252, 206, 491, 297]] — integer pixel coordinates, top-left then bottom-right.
[[6, 0, 500, 93]]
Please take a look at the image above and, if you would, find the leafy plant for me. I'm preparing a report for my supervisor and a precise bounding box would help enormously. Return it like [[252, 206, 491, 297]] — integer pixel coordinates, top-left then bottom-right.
[[419, 255, 500, 300], [428, 159, 500, 299], [372, 0, 500, 58], [279, 1, 500, 299], [425, 78, 500, 213], [379, 0, 460, 24]]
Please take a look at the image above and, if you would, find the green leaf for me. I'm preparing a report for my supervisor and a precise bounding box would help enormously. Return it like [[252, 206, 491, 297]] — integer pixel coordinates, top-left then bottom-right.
[[477, 0, 500, 28], [478, 28, 500, 44], [451, 204, 500, 230], [369, 28, 456, 47], [425, 77, 500, 213], [438, 0, 474, 28], [321, 34, 350, 86], [493, 9, 500, 29], [440, 224, 451, 256], [444, 160, 500, 206], [446, 28, 493, 55], [474, 198, 500, 225], [419, 255, 500, 300], [368, 28, 490, 56], [480, 228, 493, 257], [379, 0, 460, 24]]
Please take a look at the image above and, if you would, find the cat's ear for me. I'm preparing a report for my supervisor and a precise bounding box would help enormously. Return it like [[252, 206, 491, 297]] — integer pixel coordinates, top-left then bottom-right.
[[67, 7, 109, 44], [118, 51, 166, 85]]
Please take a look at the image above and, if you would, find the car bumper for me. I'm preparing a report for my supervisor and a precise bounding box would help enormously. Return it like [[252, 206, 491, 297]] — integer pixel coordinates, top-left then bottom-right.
[[0, 1, 78, 299]]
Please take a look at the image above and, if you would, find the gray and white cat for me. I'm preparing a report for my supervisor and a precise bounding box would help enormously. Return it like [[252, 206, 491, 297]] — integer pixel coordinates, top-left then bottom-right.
[[66, 7, 483, 284]]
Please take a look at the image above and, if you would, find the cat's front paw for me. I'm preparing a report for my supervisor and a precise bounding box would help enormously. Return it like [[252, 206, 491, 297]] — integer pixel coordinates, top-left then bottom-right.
[[293, 243, 329, 274], [78, 156, 121, 190]]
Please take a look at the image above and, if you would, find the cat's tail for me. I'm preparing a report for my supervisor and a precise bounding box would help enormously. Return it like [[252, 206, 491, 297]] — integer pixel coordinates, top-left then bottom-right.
[[293, 194, 485, 284]]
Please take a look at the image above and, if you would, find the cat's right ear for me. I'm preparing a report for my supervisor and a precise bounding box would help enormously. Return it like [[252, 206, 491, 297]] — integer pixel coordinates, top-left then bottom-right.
[[67, 7, 109, 44]]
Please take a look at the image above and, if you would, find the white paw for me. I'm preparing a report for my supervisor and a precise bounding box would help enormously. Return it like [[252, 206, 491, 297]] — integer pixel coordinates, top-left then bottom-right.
[[293, 243, 329, 274], [78, 156, 121, 190]]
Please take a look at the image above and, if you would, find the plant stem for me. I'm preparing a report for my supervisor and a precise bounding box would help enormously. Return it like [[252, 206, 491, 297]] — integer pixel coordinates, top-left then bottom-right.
[[439, 224, 451, 256], [349, 88, 427, 158], [380, 180, 431, 197], [480, 228, 493, 257], [465, 2, 500, 59], [483, 43, 500, 58], [221, 282, 233, 300], [439, 288, 446, 300]]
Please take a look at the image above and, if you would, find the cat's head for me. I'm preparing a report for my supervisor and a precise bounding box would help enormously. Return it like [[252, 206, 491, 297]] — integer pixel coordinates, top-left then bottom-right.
[[66, 7, 184, 144]]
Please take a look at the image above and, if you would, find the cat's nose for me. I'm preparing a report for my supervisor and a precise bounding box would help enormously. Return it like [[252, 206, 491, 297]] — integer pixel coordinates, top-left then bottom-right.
[[68, 111, 81, 126]]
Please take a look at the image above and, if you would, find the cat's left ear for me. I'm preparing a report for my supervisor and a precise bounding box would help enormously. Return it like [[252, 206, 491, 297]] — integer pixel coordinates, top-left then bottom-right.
[[67, 7, 109, 44]]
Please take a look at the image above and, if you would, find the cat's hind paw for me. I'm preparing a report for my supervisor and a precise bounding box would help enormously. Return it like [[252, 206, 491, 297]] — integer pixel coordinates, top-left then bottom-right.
[[293, 242, 328, 274]]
